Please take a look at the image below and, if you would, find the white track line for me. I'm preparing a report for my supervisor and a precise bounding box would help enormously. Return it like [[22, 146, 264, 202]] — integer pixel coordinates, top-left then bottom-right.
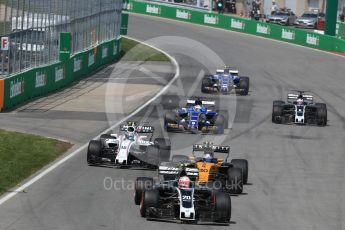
[[0, 37, 180, 206]]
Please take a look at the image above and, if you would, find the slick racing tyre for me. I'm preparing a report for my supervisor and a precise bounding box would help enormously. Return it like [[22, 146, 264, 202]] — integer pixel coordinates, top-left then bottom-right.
[[214, 115, 225, 134], [272, 101, 284, 123], [164, 111, 177, 131], [140, 189, 159, 217], [134, 177, 154, 205], [315, 103, 327, 126], [154, 138, 171, 162], [239, 77, 249, 96], [87, 140, 102, 164], [231, 159, 248, 184], [171, 155, 190, 163], [201, 77, 212, 93], [227, 167, 243, 194], [214, 192, 231, 223]]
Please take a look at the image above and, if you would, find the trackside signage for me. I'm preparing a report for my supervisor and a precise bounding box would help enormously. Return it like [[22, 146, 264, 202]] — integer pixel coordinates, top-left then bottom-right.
[[113, 43, 118, 55], [55, 66, 64, 82], [256, 23, 270, 35], [10, 77, 24, 98], [102, 47, 109, 59], [73, 57, 82, 72], [204, 14, 218, 25], [176, 9, 191, 20], [281, 29, 295, 40], [88, 52, 95, 66], [306, 34, 319, 46], [35, 71, 46, 88], [230, 19, 245, 30], [146, 5, 161, 14]]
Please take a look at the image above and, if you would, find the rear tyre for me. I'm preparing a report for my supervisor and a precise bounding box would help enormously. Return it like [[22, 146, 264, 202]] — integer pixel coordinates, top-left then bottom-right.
[[87, 140, 102, 164], [227, 167, 243, 194], [164, 111, 177, 131], [201, 77, 212, 93], [154, 138, 171, 162], [231, 159, 248, 184], [214, 115, 225, 134], [140, 189, 159, 217], [239, 77, 249, 95], [145, 146, 160, 167], [171, 155, 190, 163], [214, 192, 231, 223], [134, 177, 154, 205], [315, 103, 327, 126]]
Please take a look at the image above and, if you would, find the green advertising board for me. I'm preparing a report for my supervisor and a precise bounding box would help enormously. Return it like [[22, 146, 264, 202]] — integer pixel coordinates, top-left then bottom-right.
[[126, 0, 345, 54]]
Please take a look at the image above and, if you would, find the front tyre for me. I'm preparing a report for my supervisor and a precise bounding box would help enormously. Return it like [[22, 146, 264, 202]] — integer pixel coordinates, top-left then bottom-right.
[[87, 140, 102, 165]]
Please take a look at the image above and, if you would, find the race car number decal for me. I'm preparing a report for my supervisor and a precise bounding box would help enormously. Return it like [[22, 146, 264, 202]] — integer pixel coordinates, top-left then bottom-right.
[[182, 195, 191, 201]]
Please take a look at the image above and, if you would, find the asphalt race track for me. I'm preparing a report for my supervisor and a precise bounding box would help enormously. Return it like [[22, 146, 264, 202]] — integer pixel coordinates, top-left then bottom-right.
[[0, 13, 345, 230]]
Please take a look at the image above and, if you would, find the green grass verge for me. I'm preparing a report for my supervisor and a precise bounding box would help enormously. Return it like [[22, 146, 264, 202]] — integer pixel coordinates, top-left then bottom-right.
[[120, 37, 170, 62], [0, 129, 72, 195]]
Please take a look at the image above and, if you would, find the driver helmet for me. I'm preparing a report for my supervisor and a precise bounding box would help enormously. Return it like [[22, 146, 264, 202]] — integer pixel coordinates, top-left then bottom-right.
[[194, 99, 203, 111], [125, 126, 135, 141], [203, 141, 214, 162], [296, 94, 304, 105], [178, 176, 191, 188]]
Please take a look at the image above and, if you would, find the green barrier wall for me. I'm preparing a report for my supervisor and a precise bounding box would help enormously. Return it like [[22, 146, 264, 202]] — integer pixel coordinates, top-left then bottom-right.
[[2, 37, 122, 110], [126, 0, 345, 53]]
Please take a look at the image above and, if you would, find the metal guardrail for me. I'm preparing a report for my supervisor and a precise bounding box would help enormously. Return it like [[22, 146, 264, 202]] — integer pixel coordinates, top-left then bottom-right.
[[0, 0, 122, 77]]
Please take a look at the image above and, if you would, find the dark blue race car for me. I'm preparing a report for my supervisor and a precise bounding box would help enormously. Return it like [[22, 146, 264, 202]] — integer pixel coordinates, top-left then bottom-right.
[[201, 68, 249, 95], [164, 99, 228, 134]]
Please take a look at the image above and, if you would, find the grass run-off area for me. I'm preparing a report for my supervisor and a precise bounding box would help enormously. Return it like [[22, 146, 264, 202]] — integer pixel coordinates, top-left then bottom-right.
[[0, 37, 167, 196], [0, 129, 72, 195], [120, 37, 170, 62]]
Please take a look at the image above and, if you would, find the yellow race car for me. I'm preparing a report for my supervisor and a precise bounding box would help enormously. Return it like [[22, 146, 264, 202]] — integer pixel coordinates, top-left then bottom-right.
[[162, 142, 248, 194]]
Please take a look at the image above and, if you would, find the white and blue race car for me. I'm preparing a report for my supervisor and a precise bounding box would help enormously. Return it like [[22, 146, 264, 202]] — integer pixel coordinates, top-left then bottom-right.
[[164, 99, 228, 134], [201, 67, 249, 95], [87, 121, 171, 168]]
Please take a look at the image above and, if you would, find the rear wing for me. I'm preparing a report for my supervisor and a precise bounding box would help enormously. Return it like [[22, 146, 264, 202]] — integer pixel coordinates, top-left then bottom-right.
[[186, 99, 216, 108], [192, 144, 230, 153], [287, 93, 313, 104], [158, 166, 199, 178], [120, 122, 154, 133]]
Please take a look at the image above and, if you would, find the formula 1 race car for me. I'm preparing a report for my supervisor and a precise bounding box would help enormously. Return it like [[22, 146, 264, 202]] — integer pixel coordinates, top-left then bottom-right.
[[158, 141, 248, 194], [201, 67, 250, 95], [272, 91, 327, 126], [164, 98, 228, 134], [87, 121, 171, 168], [134, 168, 231, 224]]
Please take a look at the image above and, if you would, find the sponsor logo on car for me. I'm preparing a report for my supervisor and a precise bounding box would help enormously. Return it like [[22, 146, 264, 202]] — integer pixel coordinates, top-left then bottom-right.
[[176, 9, 191, 20], [231, 19, 245, 30], [10, 78, 24, 98], [204, 14, 218, 25], [306, 34, 319, 46], [55, 66, 64, 82], [281, 29, 295, 40], [146, 5, 161, 14], [35, 71, 46, 88], [256, 24, 270, 35]]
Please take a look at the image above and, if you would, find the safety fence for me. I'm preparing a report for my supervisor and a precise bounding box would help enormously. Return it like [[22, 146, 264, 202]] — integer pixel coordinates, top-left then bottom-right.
[[0, 0, 122, 76], [125, 0, 345, 53], [0, 35, 122, 111]]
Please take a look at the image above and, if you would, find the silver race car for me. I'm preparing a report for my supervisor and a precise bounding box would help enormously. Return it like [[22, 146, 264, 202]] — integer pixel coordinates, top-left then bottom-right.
[[87, 121, 171, 168]]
